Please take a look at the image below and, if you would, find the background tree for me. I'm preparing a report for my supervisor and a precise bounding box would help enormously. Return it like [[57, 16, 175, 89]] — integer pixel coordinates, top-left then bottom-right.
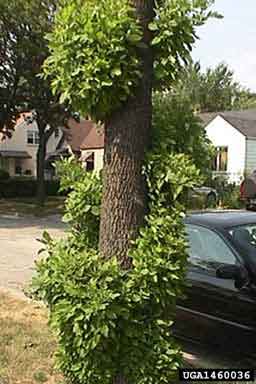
[[153, 92, 214, 176], [0, 0, 71, 205], [173, 61, 256, 112]]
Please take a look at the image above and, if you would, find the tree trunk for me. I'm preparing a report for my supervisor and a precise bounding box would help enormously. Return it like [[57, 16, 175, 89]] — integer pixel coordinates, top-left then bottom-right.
[[99, 0, 154, 266], [99, 1, 154, 383], [37, 135, 47, 207]]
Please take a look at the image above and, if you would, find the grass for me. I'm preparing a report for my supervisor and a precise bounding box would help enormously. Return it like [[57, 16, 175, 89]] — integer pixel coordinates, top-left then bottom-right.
[[0, 197, 65, 217], [0, 291, 65, 384], [0, 292, 254, 384]]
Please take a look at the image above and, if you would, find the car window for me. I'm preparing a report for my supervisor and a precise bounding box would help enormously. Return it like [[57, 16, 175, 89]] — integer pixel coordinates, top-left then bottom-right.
[[229, 224, 256, 255], [186, 224, 237, 274]]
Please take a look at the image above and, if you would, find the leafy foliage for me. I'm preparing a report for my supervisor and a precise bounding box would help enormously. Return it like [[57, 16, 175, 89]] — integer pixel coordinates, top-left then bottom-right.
[[0, 0, 58, 128], [44, 0, 216, 121], [56, 157, 102, 249], [32, 152, 201, 383], [172, 62, 256, 113], [150, 0, 220, 87], [152, 92, 214, 176], [44, 0, 143, 121]]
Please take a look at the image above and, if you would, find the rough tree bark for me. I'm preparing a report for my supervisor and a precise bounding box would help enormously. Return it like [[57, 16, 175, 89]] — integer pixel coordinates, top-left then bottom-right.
[[99, 0, 155, 266], [99, 1, 155, 383]]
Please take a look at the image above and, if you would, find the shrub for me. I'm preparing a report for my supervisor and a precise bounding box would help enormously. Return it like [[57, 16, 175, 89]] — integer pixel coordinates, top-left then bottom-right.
[[0, 168, 10, 181], [208, 176, 243, 209], [0, 179, 61, 198], [46, 180, 61, 196]]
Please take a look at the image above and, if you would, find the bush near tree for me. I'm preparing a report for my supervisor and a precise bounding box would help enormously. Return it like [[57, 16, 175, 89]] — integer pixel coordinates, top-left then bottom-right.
[[32, 1, 218, 383]]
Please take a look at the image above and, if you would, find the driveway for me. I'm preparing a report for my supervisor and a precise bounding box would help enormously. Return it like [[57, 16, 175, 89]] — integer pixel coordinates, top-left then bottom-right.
[[0, 214, 65, 296]]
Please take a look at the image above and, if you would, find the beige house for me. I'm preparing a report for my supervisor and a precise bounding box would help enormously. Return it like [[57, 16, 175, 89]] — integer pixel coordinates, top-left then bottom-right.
[[0, 114, 61, 177], [60, 119, 104, 171]]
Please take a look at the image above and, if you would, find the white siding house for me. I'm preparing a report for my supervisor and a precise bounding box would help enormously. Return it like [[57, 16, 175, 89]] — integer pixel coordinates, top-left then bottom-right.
[[202, 109, 256, 184], [0, 115, 61, 177], [246, 138, 256, 173]]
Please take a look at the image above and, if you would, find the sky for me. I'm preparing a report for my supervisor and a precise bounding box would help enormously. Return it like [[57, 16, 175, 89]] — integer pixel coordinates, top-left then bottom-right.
[[192, 0, 256, 91]]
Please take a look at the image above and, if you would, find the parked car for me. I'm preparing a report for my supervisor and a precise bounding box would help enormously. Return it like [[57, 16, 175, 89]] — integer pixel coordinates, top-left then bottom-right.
[[175, 211, 256, 365], [189, 186, 218, 208]]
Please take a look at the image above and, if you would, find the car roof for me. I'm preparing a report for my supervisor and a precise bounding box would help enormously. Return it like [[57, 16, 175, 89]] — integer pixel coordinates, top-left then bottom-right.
[[185, 210, 256, 229]]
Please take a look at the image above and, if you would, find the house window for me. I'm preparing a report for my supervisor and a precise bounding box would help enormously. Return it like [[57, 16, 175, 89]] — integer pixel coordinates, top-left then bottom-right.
[[86, 153, 95, 171], [213, 146, 228, 172], [27, 130, 39, 145]]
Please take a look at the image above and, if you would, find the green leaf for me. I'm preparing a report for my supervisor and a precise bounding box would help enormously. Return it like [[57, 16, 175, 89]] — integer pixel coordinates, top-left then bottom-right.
[[111, 68, 122, 77], [151, 36, 161, 45], [148, 22, 158, 31]]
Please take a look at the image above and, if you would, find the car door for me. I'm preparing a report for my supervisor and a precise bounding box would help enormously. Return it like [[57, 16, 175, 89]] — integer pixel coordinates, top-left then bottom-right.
[[176, 224, 256, 355]]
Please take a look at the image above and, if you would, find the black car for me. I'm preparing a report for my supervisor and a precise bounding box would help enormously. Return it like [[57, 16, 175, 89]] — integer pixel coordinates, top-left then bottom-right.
[[175, 211, 256, 365]]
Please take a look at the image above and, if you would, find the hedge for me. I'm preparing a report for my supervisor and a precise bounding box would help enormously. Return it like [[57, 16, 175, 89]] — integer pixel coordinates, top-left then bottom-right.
[[0, 179, 61, 198], [0, 169, 10, 181]]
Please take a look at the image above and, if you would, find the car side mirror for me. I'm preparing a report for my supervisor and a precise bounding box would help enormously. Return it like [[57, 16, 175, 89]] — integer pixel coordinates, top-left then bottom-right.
[[216, 264, 249, 289]]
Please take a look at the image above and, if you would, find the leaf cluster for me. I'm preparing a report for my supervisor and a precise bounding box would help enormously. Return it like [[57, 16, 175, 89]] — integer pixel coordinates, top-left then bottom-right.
[[44, 0, 143, 121], [150, 0, 219, 88], [152, 92, 214, 176], [56, 157, 102, 249]]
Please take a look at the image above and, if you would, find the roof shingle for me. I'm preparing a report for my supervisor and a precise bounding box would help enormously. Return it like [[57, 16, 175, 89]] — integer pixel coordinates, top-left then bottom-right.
[[200, 109, 256, 137]]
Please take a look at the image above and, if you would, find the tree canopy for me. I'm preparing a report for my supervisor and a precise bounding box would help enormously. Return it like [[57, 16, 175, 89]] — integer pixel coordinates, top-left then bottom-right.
[[0, 0, 75, 204], [44, 0, 218, 122], [0, 0, 58, 130], [152, 92, 214, 176], [172, 61, 256, 112]]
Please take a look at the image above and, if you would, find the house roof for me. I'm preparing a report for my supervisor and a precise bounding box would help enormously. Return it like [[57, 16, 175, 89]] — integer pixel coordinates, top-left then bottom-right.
[[200, 109, 256, 138], [0, 150, 31, 159], [64, 119, 104, 151]]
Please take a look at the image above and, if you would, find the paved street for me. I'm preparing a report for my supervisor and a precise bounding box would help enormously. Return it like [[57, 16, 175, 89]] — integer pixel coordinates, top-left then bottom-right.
[[0, 214, 65, 296]]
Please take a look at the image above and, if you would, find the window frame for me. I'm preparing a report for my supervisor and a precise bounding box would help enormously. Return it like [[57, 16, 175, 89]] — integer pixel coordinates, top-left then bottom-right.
[[27, 130, 40, 145], [213, 146, 228, 172], [86, 152, 95, 171]]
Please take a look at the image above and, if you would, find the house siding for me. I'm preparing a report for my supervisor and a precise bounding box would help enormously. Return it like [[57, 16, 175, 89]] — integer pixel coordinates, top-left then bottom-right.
[[245, 137, 256, 175], [0, 121, 60, 177], [81, 148, 104, 171], [206, 115, 246, 184]]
